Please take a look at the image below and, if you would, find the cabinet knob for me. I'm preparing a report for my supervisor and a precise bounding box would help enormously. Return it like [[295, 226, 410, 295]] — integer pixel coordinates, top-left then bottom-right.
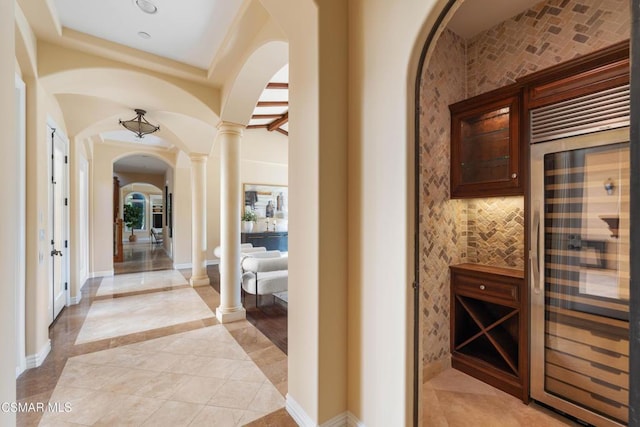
[[479, 284, 486, 290], [511, 173, 518, 179]]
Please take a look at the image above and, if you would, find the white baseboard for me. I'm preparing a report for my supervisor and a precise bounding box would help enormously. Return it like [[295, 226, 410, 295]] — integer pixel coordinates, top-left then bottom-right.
[[173, 263, 192, 270], [286, 394, 315, 427], [69, 293, 82, 305], [206, 259, 220, 266], [91, 270, 113, 278], [346, 412, 365, 427], [285, 396, 364, 427], [25, 340, 51, 369], [321, 412, 348, 427], [15, 362, 26, 379]]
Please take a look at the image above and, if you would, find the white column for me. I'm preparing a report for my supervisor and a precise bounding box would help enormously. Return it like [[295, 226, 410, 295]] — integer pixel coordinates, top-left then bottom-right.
[[189, 154, 210, 286], [0, 0, 17, 421], [216, 122, 246, 323]]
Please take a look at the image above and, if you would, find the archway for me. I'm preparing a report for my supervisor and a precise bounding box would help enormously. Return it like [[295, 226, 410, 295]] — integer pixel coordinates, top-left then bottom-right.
[[413, 0, 636, 425], [113, 153, 174, 274]]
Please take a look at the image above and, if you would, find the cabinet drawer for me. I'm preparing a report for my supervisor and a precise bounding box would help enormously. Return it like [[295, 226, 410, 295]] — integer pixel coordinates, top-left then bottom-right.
[[453, 273, 519, 304]]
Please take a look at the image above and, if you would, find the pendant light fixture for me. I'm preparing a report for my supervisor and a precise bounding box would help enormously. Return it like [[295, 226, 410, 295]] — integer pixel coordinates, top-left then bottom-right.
[[119, 109, 160, 138]]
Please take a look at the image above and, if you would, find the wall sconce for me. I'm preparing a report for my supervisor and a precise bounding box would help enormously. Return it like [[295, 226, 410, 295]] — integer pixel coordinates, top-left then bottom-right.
[[603, 178, 615, 195]]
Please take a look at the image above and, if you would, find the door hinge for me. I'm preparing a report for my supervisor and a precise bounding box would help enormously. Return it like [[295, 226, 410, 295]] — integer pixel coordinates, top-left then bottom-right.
[[64, 155, 68, 164], [64, 240, 68, 248], [51, 239, 54, 245], [65, 198, 68, 206], [65, 282, 68, 290]]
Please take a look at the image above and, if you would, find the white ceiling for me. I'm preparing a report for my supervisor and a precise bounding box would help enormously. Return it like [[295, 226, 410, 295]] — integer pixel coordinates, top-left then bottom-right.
[[447, 0, 542, 39], [114, 154, 169, 174], [53, 0, 244, 69]]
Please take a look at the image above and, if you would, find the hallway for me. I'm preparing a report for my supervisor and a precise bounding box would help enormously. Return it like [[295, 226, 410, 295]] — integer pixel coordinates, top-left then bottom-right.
[[16, 269, 289, 426], [114, 240, 174, 275]]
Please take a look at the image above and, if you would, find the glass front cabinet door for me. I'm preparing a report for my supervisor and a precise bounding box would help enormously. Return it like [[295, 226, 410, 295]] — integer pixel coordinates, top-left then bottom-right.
[[449, 88, 522, 198]]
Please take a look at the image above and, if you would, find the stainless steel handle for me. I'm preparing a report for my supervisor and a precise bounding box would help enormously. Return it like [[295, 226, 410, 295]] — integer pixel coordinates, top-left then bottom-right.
[[530, 205, 541, 294]]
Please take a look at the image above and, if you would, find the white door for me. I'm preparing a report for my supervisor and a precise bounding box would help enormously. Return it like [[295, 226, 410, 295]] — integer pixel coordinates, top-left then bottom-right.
[[50, 126, 68, 323]]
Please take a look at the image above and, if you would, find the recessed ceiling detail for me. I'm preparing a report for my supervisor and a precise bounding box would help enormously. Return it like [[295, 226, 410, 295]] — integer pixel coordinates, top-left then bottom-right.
[[53, 0, 244, 69]]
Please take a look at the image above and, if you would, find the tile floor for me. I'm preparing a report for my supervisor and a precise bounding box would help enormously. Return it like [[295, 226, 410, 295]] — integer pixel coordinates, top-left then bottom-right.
[[114, 241, 174, 275], [423, 369, 580, 426], [17, 268, 289, 426]]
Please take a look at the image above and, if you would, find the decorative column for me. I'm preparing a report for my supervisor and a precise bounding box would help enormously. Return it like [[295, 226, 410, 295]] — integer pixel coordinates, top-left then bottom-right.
[[216, 122, 246, 323], [189, 153, 210, 286]]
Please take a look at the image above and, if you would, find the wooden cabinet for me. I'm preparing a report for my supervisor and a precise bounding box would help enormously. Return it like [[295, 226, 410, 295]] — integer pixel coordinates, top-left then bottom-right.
[[450, 263, 528, 402], [449, 87, 522, 198], [241, 231, 288, 251]]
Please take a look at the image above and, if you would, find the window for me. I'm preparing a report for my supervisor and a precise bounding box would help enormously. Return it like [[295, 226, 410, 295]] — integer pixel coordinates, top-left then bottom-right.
[[124, 192, 146, 231]]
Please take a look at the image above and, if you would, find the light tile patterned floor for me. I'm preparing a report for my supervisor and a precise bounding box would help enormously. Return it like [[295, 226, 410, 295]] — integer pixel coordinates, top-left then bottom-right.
[[96, 270, 188, 296], [423, 369, 580, 426], [75, 288, 215, 344], [19, 268, 289, 426], [41, 325, 284, 426]]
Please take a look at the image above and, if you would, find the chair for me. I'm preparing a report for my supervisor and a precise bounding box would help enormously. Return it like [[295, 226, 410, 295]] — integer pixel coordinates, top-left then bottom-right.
[[150, 228, 163, 244], [240, 256, 288, 307]]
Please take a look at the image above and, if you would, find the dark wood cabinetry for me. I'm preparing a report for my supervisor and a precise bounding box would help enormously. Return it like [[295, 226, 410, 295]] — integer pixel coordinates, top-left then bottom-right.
[[450, 263, 528, 402], [241, 231, 288, 251], [449, 87, 522, 198]]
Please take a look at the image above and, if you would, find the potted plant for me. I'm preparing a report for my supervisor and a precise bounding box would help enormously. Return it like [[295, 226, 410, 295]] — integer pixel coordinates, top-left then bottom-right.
[[123, 203, 144, 242], [241, 209, 257, 233]]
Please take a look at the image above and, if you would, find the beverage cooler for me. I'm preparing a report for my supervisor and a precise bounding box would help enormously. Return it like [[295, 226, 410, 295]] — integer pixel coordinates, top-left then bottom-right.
[[529, 85, 630, 426]]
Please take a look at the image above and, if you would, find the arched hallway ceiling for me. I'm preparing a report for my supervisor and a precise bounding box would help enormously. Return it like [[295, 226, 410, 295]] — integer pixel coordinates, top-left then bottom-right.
[[20, 0, 291, 159], [114, 154, 170, 175]]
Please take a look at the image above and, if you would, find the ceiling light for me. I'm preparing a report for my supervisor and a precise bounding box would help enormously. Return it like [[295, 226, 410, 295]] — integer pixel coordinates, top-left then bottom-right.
[[119, 109, 160, 139], [138, 31, 151, 39], [135, 0, 158, 14]]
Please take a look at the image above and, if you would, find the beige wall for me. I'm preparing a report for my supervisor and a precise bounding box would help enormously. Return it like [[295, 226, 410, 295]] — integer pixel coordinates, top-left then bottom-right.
[[1, 0, 16, 419], [347, 0, 453, 424]]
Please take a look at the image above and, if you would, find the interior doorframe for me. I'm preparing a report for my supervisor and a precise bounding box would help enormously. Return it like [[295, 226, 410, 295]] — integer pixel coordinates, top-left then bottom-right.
[[15, 73, 26, 377], [47, 117, 70, 323], [412, 1, 640, 426]]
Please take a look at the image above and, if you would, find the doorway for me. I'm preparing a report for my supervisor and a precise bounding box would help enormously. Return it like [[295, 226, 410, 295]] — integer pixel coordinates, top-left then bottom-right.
[[48, 121, 69, 324], [414, 0, 636, 425]]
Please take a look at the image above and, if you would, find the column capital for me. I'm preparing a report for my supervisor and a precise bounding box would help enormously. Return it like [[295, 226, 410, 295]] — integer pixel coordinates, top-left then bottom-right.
[[217, 121, 245, 136], [189, 153, 209, 163]]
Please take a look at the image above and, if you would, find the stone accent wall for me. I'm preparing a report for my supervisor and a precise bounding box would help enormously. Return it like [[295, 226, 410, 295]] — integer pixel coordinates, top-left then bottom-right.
[[466, 0, 630, 96], [419, 28, 466, 378]]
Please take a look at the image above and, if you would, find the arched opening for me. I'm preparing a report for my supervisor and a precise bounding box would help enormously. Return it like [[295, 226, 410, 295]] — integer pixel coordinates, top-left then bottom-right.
[[113, 153, 174, 274], [415, 0, 633, 425]]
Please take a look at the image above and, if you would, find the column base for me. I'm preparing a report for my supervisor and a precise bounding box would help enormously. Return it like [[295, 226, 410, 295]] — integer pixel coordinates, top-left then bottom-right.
[[216, 306, 246, 323], [190, 275, 210, 287]]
